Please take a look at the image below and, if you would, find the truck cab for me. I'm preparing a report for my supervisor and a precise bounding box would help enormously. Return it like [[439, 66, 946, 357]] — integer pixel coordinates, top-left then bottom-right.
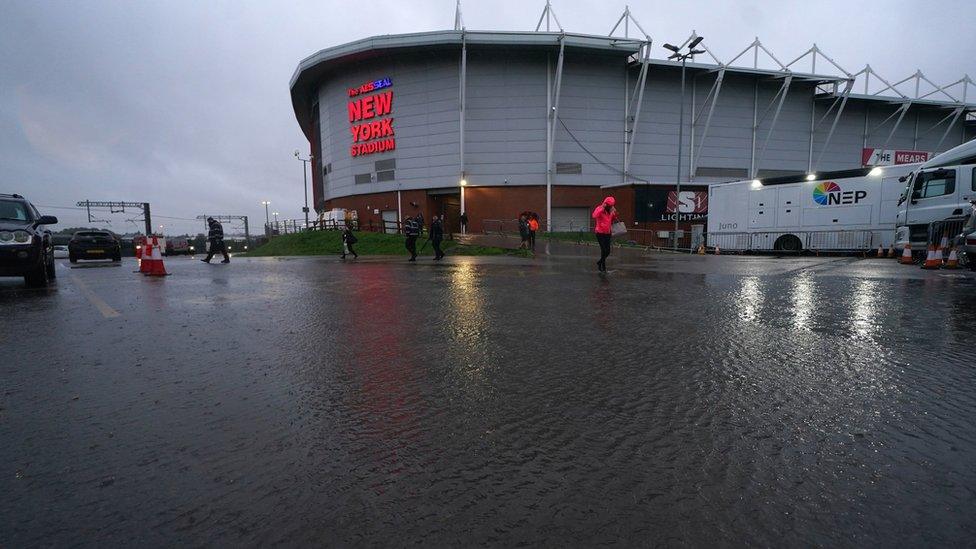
[[895, 139, 976, 250]]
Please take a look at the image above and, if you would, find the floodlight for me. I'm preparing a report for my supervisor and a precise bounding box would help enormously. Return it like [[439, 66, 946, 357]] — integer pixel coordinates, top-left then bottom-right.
[[663, 43, 679, 52], [689, 36, 704, 49]]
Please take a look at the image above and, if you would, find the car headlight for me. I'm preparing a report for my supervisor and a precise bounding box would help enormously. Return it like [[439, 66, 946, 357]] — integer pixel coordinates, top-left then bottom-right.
[[0, 231, 32, 245]]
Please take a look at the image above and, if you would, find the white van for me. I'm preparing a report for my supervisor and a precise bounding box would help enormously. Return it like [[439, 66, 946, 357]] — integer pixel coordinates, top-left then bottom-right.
[[707, 164, 916, 252], [894, 138, 976, 250]]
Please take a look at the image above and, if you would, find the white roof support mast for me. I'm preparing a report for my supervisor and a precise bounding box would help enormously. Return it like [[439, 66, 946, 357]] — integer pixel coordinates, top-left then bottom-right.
[[611, 6, 654, 180]]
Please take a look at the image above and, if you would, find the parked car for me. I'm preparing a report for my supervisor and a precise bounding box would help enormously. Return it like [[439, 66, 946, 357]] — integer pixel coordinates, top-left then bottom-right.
[[53, 245, 69, 259], [69, 230, 122, 263], [0, 193, 58, 287], [953, 206, 976, 271]]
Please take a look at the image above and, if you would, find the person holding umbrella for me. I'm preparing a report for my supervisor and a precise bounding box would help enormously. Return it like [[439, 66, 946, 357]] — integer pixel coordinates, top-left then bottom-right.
[[517, 214, 530, 250]]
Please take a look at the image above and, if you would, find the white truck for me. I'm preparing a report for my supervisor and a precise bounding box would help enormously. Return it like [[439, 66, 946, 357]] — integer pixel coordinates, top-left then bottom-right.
[[894, 138, 976, 252], [707, 164, 917, 252]]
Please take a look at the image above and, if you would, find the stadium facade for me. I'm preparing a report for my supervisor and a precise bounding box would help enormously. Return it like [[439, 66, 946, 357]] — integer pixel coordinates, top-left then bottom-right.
[[289, 8, 976, 233]]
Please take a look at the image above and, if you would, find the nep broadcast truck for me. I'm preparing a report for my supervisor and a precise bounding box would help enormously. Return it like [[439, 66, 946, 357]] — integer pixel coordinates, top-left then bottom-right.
[[707, 138, 976, 253], [707, 164, 916, 252]]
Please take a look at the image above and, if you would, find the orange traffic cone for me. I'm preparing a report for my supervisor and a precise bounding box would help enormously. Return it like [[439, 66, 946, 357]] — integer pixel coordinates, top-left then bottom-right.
[[697, 244, 705, 255], [876, 244, 884, 257], [939, 232, 949, 253], [714, 246, 720, 255], [144, 236, 170, 276], [139, 240, 153, 274], [921, 243, 941, 269], [886, 244, 895, 258], [945, 246, 960, 269], [899, 243, 913, 264]]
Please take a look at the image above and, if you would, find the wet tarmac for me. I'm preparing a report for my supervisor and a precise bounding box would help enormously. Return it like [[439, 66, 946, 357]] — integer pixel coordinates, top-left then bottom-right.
[[2, 253, 975, 546]]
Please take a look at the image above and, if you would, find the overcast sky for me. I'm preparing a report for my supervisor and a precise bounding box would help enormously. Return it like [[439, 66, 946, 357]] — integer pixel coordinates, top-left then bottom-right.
[[1, 0, 973, 235]]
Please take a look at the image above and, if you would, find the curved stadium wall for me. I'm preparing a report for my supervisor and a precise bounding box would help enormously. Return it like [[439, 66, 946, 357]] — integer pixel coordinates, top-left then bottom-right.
[[290, 31, 976, 233]]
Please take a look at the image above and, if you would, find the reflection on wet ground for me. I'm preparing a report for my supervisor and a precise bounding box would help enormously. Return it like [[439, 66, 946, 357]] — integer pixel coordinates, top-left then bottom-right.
[[1, 254, 975, 545]]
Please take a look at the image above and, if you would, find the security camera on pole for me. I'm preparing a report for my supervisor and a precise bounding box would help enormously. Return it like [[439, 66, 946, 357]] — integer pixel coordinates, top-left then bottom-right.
[[663, 36, 706, 251]]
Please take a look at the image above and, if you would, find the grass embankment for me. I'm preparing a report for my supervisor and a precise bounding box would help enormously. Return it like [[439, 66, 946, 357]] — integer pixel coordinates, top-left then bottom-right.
[[243, 230, 528, 257]]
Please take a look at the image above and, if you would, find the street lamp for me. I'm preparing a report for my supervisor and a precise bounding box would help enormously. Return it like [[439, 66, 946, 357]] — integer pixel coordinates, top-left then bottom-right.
[[664, 36, 705, 251], [261, 201, 271, 226], [294, 150, 312, 229], [272, 211, 279, 223]]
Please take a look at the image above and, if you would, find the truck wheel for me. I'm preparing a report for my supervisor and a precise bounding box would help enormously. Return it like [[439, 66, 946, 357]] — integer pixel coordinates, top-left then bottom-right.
[[69, 254, 78, 264], [774, 234, 802, 252], [25, 261, 49, 288]]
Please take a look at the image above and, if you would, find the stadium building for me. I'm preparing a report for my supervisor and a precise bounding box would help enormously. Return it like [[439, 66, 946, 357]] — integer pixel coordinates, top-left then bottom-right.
[[289, 5, 976, 234]]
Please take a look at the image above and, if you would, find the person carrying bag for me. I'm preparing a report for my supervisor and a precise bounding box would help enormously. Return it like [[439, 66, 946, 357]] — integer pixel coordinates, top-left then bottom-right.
[[592, 196, 620, 272]]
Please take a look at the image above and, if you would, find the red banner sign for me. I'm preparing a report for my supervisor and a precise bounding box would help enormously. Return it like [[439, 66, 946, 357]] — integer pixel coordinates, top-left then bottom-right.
[[348, 78, 395, 157], [862, 148, 932, 166]]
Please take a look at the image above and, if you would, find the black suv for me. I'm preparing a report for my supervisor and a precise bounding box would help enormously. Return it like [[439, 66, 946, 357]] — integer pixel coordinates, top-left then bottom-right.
[[69, 230, 122, 262], [0, 194, 58, 287]]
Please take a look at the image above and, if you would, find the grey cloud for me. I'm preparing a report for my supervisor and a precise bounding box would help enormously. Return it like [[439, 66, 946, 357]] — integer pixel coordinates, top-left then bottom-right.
[[1, 0, 973, 234]]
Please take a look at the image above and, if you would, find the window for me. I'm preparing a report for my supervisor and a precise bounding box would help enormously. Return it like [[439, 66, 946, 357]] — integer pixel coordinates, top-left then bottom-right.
[[913, 169, 955, 199], [375, 158, 395, 171], [354, 173, 372, 185], [0, 200, 29, 221], [555, 162, 582, 174], [322, 163, 332, 177], [376, 170, 395, 182]]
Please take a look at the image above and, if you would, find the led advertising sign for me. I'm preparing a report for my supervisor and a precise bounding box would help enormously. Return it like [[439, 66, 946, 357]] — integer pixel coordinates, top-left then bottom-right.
[[348, 77, 395, 157]]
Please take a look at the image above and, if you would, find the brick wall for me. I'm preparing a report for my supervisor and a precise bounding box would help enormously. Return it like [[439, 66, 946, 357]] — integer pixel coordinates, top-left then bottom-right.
[[324, 184, 709, 235]]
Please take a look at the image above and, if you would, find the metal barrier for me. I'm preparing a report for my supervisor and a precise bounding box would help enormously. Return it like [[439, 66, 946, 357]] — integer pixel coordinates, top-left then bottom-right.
[[929, 216, 970, 246], [623, 228, 695, 250], [706, 230, 876, 252]]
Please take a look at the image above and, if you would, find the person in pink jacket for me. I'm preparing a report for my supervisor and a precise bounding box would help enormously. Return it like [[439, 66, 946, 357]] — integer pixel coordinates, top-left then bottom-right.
[[592, 196, 619, 272]]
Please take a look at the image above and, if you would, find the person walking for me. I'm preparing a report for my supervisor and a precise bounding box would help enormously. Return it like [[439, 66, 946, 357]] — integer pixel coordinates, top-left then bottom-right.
[[518, 214, 530, 249], [459, 211, 468, 234], [404, 215, 420, 261], [592, 196, 619, 272], [201, 217, 230, 264], [341, 227, 358, 259], [527, 214, 540, 252], [430, 215, 445, 260]]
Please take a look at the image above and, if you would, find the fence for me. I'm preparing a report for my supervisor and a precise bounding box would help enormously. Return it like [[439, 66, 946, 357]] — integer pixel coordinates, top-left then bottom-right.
[[930, 216, 971, 247], [263, 217, 454, 239]]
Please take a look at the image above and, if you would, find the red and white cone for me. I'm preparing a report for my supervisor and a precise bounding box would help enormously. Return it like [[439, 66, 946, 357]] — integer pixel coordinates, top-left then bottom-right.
[[138, 240, 153, 274], [921, 243, 941, 270], [899, 243, 913, 265], [886, 244, 895, 258], [144, 236, 170, 276], [945, 246, 960, 269], [714, 246, 720, 255], [876, 244, 884, 257]]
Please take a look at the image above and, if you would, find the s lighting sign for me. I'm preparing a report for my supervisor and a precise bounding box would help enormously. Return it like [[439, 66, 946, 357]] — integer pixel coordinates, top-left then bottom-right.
[[347, 77, 395, 157], [635, 188, 708, 222]]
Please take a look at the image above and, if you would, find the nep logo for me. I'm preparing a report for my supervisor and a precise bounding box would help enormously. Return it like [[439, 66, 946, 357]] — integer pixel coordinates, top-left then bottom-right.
[[812, 181, 866, 206]]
